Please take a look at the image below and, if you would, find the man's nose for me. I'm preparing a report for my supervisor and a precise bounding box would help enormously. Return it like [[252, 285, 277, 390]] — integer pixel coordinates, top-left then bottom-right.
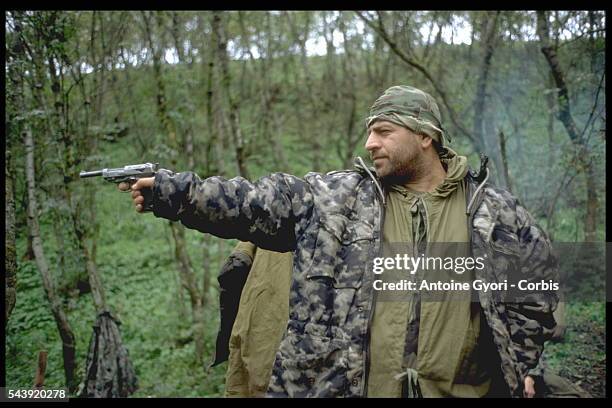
[[365, 133, 380, 152]]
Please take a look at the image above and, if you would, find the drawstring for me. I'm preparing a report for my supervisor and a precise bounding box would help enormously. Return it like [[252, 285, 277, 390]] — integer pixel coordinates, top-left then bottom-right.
[[466, 168, 489, 215], [356, 156, 386, 206], [394, 367, 422, 398]]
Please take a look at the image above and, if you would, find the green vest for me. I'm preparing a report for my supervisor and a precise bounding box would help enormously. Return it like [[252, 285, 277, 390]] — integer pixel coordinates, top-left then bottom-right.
[[367, 154, 492, 397]]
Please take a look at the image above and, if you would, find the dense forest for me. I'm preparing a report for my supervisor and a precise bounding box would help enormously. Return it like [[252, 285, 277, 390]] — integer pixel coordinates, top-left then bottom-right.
[[4, 10, 606, 397]]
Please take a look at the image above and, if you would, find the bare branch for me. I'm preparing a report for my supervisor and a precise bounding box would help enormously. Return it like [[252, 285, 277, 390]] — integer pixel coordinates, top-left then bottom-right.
[[354, 10, 475, 146]]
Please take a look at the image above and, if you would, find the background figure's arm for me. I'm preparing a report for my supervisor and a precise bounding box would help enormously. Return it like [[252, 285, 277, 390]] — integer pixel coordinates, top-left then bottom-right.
[[210, 241, 257, 368], [526, 349, 547, 394], [152, 170, 313, 252], [506, 202, 559, 384]]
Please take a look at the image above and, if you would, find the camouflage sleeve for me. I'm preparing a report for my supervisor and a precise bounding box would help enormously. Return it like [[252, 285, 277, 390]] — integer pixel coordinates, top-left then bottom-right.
[[506, 202, 559, 381], [526, 350, 546, 380], [151, 169, 314, 252]]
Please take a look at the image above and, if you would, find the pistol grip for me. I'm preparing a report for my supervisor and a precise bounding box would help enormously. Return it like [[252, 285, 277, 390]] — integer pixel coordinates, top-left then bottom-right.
[[141, 187, 154, 212], [126, 178, 154, 212]]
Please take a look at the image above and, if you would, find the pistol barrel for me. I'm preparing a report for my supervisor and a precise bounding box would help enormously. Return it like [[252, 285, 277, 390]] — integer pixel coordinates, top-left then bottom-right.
[[79, 170, 104, 178]]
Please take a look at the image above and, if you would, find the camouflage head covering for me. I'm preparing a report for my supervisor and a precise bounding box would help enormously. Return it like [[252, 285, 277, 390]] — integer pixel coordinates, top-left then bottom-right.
[[366, 85, 448, 145]]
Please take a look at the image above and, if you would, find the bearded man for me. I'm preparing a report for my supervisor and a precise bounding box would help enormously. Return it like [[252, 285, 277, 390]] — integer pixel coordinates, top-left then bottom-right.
[[122, 85, 558, 398]]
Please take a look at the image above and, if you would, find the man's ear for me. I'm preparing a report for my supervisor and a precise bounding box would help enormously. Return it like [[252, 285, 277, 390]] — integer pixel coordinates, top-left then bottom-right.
[[420, 135, 433, 149]]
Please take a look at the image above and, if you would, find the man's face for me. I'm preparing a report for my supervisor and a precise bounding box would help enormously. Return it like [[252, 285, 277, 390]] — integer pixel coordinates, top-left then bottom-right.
[[365, 120, 426, 183]]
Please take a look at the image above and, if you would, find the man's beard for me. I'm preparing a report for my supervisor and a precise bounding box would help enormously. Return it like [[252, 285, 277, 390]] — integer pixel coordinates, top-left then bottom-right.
[[378, 152, 426, 187]]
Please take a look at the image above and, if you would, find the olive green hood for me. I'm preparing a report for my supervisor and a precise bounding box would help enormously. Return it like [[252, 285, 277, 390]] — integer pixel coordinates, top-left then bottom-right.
[[433, 147, 468, 198]]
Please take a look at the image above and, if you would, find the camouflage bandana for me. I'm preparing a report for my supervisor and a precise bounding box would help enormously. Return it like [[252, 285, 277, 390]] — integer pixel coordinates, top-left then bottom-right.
[[366, 85, 449, 145]]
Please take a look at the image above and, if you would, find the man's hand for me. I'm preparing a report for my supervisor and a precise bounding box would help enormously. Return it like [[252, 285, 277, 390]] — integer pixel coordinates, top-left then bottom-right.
[[523, 376, 536, 398], [118, 177, 155, 213]]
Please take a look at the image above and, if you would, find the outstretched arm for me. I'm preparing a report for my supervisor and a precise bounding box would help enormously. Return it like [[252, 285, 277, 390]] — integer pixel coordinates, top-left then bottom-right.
[[121, 170, 314, 252]]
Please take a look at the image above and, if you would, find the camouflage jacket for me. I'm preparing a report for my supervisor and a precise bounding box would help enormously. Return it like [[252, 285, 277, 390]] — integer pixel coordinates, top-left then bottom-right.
[[151, 157, 558, 398]]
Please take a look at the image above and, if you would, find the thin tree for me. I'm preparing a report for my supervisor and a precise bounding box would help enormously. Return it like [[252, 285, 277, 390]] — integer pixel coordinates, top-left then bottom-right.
[[141, 10, 207, 363], [213, 11, 250, 179], [536, 10, 600, 242], [24, 125, 78, 393]]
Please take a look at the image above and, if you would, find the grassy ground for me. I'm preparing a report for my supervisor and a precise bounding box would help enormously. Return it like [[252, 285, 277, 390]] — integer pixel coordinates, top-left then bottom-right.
[[6, 236, 231, 397], [6, 178, 232, 397], [545, 302, 606, 397]]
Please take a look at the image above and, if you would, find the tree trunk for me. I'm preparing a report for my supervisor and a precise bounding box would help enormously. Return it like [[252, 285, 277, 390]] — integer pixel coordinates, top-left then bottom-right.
[[213, 11, 249, 179], [170, 224, 205, 363], [73, 213, 106, 312], [215, 238, 227, 295], [338, 17, 360, 168], [5, 26, 22, 321], [200, 13, 223, 178], [163, 223, 189, 322], [545, 167, 578, 239], [34, 350, 49, 388], [142, 11, 178, 148], [23, 234, 36, 261], [143, 10, 205, 360], [546, 73, 556, 169], [73, 24, 106, 310], [118, 46, 148, 155], [472, 11, 500, 152], [5, 148, 17, 324], [498, 130, 514, 193], [50, 208, 71, 294], [588, 11, 597, 73], [171, 11, 196, 170], [536, 13, 582, 143], [24, 126, 77, 393], [483, 111, 503, 187], [285, 11, 323, 172], [46, 44, 92, 296], [537, 10, 598, 242], [192, 299, 206, 365], [201, 233, 213, 308], [584, 160, 598, 241]]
